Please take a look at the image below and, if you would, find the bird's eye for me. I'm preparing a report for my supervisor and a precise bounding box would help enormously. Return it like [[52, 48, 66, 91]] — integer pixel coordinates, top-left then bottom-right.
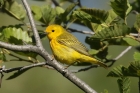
[[52, 30, 55, 32]]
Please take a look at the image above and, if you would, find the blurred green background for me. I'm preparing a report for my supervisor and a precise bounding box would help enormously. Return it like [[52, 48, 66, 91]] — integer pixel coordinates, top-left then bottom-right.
[[0, 0, 138, 93]]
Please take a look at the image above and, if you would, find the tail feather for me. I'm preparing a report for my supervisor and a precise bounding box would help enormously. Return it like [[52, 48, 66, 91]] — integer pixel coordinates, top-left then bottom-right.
[[89, 57, 108, 68], [92, 57, 108, 68], [97, 61, 108, 69], [80, 55, 108, 68]]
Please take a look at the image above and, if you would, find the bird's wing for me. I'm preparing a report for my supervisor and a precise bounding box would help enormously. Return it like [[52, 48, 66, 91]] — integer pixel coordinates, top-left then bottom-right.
[[56, 32, 90, 56]]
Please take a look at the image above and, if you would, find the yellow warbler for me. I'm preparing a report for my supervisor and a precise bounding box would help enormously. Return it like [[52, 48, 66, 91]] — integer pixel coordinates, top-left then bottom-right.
[[45, 25, 107, 68]]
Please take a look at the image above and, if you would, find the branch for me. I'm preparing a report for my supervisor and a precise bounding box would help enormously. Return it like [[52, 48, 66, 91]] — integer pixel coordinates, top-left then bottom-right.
[[105, 47, 132, 67], [21, 0, 97, 93], [0, 62, 47, 73], [68, 28, 94, 35], [130, 33, 139, 37], [113, 46, 132, 61], [0, 41, 38, 52], [22, 0, 43, 48], [3, 49, 34, 63], [71, 65, 99, 73], [68, 28, 139, 37], [20, 62, 53, 71]]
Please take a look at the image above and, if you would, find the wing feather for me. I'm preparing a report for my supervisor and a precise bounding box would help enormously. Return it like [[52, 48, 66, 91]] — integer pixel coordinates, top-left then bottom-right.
[[56, 32, 90, 56]]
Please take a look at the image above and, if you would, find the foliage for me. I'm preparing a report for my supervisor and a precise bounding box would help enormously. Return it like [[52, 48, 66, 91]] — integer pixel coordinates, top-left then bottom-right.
[[110, 0, 132, 22], [117, 77, 131, 93], [2, 0, 26, 20], [0, 0, 140, 93]]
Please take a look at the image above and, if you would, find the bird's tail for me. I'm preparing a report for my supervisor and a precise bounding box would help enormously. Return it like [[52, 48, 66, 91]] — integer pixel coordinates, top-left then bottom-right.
[[80, 55, 108, 68], [96, 61, 108, 69], [90, 57, 108, 68]]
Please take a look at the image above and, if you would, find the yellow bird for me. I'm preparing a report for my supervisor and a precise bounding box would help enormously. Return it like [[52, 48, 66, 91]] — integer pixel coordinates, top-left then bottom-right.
[[45, 25, 107, 68]]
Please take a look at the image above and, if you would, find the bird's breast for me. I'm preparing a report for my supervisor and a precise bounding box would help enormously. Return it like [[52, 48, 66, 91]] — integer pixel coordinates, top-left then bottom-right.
[[50, 39, 80, 64]]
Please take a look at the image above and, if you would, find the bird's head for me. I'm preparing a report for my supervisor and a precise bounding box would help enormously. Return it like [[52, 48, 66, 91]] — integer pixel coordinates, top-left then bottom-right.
[[45, 25, 64, 40]]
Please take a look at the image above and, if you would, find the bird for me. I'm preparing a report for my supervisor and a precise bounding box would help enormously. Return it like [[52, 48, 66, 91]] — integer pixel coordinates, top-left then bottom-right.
[[45, 24, 107, 68]]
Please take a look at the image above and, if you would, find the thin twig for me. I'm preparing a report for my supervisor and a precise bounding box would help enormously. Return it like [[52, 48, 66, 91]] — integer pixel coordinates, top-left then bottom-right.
[[113, 46, 132, 60], [0, 62, 47, 73], [71, 65, 99, 73], [132, 10, 139, 15], [68, 28, 139, 37], [20, 62, 52, 71], [8, 53, 34, 63], [130, 33, 138, 37], [22, 0, 43, 48], [106, 46, 132, 67], [68, 28, 94, 35], [3, 49, 32, 62]]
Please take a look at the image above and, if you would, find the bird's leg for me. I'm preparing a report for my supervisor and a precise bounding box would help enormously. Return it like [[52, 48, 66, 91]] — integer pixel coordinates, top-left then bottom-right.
[[64, 62, 76, 69], [64, 60, 81, 69]]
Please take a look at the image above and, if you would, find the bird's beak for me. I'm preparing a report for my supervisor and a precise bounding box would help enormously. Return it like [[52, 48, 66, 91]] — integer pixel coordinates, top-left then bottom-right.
[[44, 30, 48, 35]]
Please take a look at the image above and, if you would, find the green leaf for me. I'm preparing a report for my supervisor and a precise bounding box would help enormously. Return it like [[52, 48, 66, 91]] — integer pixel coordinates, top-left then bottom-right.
[[55, 6, 65, 15], [7, 67, 32, 80], [117, 77, 130, 93], [110, 0, 132, 20], [134, 14, 140, 32], [105, 9, 118, 24], [128, 61, 140, 77], [31, 6, 42, 21], [77, 8, 112, 31], [91, 23, 130, 40], [81, 8, 109, 22], [85, 37, 103, 50], [88, 23, 103, 32], [4, 0, 26, 20], [16, 51, 38, 58], [82, 10, 118, 32], [123, 37, 140, 46], [0, 27, 37, 58], [0, 49, 6, 62], [41, 5, 56, 25], [133, 52, 140, 61], [72, 10, 101, 24], [1, 27, 32, 44], [70, 9, 118, 32], [107, 61, 140, 77], [107, 65, 127, 77], [71, 10, 101, 30], [130, 0, 140, 13], [88, 49, 99, 55], [62, 2, 77, 17], [0, 0, 4, 8], [55, 3, 77, 24], [31, 5, 57, 25], [103, 89, 109, 93]]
